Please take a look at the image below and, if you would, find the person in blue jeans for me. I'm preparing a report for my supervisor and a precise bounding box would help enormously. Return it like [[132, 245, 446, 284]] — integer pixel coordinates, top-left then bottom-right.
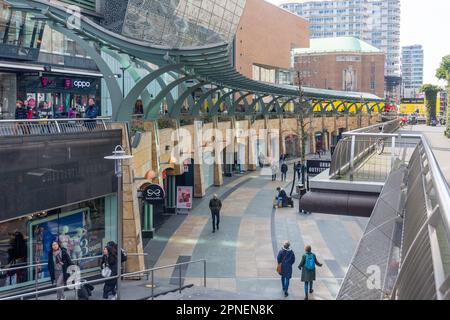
[[277, 241, 295, 297], [298, 245, 323, 300]]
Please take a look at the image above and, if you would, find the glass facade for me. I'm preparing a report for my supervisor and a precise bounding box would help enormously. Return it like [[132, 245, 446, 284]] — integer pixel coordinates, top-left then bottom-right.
[[122, 0, 246, 47], [0, 195, 117, 292], [0, 72, 16, 119]]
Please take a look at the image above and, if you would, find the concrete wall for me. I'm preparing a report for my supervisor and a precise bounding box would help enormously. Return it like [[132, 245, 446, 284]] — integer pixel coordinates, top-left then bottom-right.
[[111, 123, 145, 274]]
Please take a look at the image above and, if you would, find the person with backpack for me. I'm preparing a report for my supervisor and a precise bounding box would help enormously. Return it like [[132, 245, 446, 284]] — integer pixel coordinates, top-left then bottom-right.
[[277, 241, 295, 297], [298, 245, 323, 300], [280, 162, 288, 182]]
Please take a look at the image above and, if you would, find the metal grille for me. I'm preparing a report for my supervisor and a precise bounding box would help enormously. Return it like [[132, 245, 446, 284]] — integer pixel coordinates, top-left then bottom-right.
[[337, 167, 406, 300], [339, 137, 450, 300], [392, 140, 450, 300]]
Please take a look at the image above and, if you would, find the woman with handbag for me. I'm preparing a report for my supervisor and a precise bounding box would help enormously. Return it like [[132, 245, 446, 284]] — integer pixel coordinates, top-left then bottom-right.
[[276, 241, 295, 297], [101, 246, 118, 299], [48, 241, 73, 300]]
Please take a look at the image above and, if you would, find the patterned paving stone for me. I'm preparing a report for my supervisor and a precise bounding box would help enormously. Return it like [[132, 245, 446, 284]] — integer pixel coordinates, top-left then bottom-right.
[[150, 166, 368, 300]]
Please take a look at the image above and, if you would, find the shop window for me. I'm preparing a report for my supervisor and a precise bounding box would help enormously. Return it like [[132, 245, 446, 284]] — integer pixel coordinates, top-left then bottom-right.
[[0, 195, 117, 292]]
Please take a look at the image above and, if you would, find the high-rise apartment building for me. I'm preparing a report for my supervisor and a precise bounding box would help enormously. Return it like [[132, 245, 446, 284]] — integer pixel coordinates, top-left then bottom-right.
[[281, 0, 401, 77], [401, 45, 424, 99]]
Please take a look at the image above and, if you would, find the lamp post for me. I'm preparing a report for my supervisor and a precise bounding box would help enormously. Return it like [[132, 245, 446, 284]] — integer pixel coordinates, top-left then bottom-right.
[[104, 145, 133, 300]]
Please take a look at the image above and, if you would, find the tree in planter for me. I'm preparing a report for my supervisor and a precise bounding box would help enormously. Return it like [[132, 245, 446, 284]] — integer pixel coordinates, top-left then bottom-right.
[[436, 55, 450, 137], [419, 84, 441, 126]]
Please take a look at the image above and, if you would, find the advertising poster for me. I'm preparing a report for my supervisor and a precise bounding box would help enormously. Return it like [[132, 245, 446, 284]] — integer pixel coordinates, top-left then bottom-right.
[[27, 208, 104, 280], [177, 186, 193, 209]]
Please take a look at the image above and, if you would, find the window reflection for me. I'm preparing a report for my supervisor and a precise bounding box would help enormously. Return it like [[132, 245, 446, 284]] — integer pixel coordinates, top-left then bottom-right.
[[122, 0, 247, 47]]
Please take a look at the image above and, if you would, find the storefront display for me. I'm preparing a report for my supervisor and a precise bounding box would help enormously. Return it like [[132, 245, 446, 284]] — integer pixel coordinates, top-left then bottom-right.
[[0, 195, 117, 292], [17, 73, 101, 117]]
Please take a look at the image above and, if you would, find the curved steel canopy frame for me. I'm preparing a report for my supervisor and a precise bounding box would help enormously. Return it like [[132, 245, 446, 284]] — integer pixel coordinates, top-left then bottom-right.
[[9, 0, 386, 121]]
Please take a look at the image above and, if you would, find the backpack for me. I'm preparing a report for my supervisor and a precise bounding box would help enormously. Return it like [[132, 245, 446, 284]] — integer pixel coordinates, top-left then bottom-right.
[[305, 253, 315, 271]]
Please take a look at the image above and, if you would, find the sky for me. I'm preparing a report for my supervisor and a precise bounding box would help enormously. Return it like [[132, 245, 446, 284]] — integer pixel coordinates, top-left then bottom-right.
[[265, 0, 450, 86]]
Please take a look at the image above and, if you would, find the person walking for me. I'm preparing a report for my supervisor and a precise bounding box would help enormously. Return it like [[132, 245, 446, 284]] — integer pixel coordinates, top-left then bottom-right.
[[280, 162, 288, 182], [209, 194, 222, 233], [298, 245, 323, 300], [101, 245, 118, 300], [277, 241, 295, 297], [48, 241, 73, 300], [295, 161, 302, 181], [84, 98, 99, 130], [15, 100, 28, 120], [271, 162, 278, 181]]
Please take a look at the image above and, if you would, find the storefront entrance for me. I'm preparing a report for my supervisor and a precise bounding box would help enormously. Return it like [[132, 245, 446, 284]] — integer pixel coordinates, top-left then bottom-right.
[[17, 73, 101, 117], [285, 134, 300, 158], [0, 195, 117, 292]]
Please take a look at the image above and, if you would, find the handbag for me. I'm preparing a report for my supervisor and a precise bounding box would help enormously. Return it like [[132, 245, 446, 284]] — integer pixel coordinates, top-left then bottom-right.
[[276, 254, 287, 275], [101, 265, 112, 278]]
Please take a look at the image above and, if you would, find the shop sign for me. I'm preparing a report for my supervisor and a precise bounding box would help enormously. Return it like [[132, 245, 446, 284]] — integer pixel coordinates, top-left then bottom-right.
[[142, 184, 165, 205], [177, 186, 193, 209], [306, 160, 331, 176], [64, 79, 92, 89], [73, 80, 91, 88]]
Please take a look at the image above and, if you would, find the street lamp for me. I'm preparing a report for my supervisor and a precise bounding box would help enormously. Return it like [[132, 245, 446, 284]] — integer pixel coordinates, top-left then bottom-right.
[[120, 66, 131, 98], [104, 145, 133, 300]]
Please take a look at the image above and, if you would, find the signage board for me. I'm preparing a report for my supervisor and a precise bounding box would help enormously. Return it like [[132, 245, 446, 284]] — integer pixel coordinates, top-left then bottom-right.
[[306, 160, 331, 176], [142, 184, 165, 205], [176, 186, 193, 210]]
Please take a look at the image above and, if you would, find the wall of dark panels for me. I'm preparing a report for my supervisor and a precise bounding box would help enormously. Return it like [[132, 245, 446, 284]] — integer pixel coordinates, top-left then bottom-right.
[[0, 130, 122, 221]]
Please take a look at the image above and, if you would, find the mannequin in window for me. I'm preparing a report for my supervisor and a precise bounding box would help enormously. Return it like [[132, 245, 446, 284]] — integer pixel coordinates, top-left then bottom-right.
[[71, 227, 87, 260], [58, 226, 72, 256]]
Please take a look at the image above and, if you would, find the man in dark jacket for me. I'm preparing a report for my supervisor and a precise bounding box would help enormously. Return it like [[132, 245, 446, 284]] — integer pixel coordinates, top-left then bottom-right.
[[209, 194, 222, 233], [280, 162, 288, 182], [277, 241, 295, 297], [15, 100, 28, 120], [84, 98, 99, 130]]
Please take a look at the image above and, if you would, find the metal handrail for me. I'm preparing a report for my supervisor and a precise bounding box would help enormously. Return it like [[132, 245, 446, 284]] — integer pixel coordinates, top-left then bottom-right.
[[0, 117, 111, 123], [0, 258, 206, 301], [0, 118, 113, 137], [0, 252, 147, 273], [122, 259, 207, 300], [0, 254, 103, 273], [329, 119, 401, 178], [335, 131, 450, 299], [390, 134, 450, 299]]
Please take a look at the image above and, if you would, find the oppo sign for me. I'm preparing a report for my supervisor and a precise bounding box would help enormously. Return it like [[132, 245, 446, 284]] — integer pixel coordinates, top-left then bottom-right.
[[73, 80, 91, 88]]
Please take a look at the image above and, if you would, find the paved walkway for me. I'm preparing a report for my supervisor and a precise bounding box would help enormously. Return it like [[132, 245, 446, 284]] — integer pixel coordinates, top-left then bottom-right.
[[145, 163, 368, 300], [400, 124, 450, 186]]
